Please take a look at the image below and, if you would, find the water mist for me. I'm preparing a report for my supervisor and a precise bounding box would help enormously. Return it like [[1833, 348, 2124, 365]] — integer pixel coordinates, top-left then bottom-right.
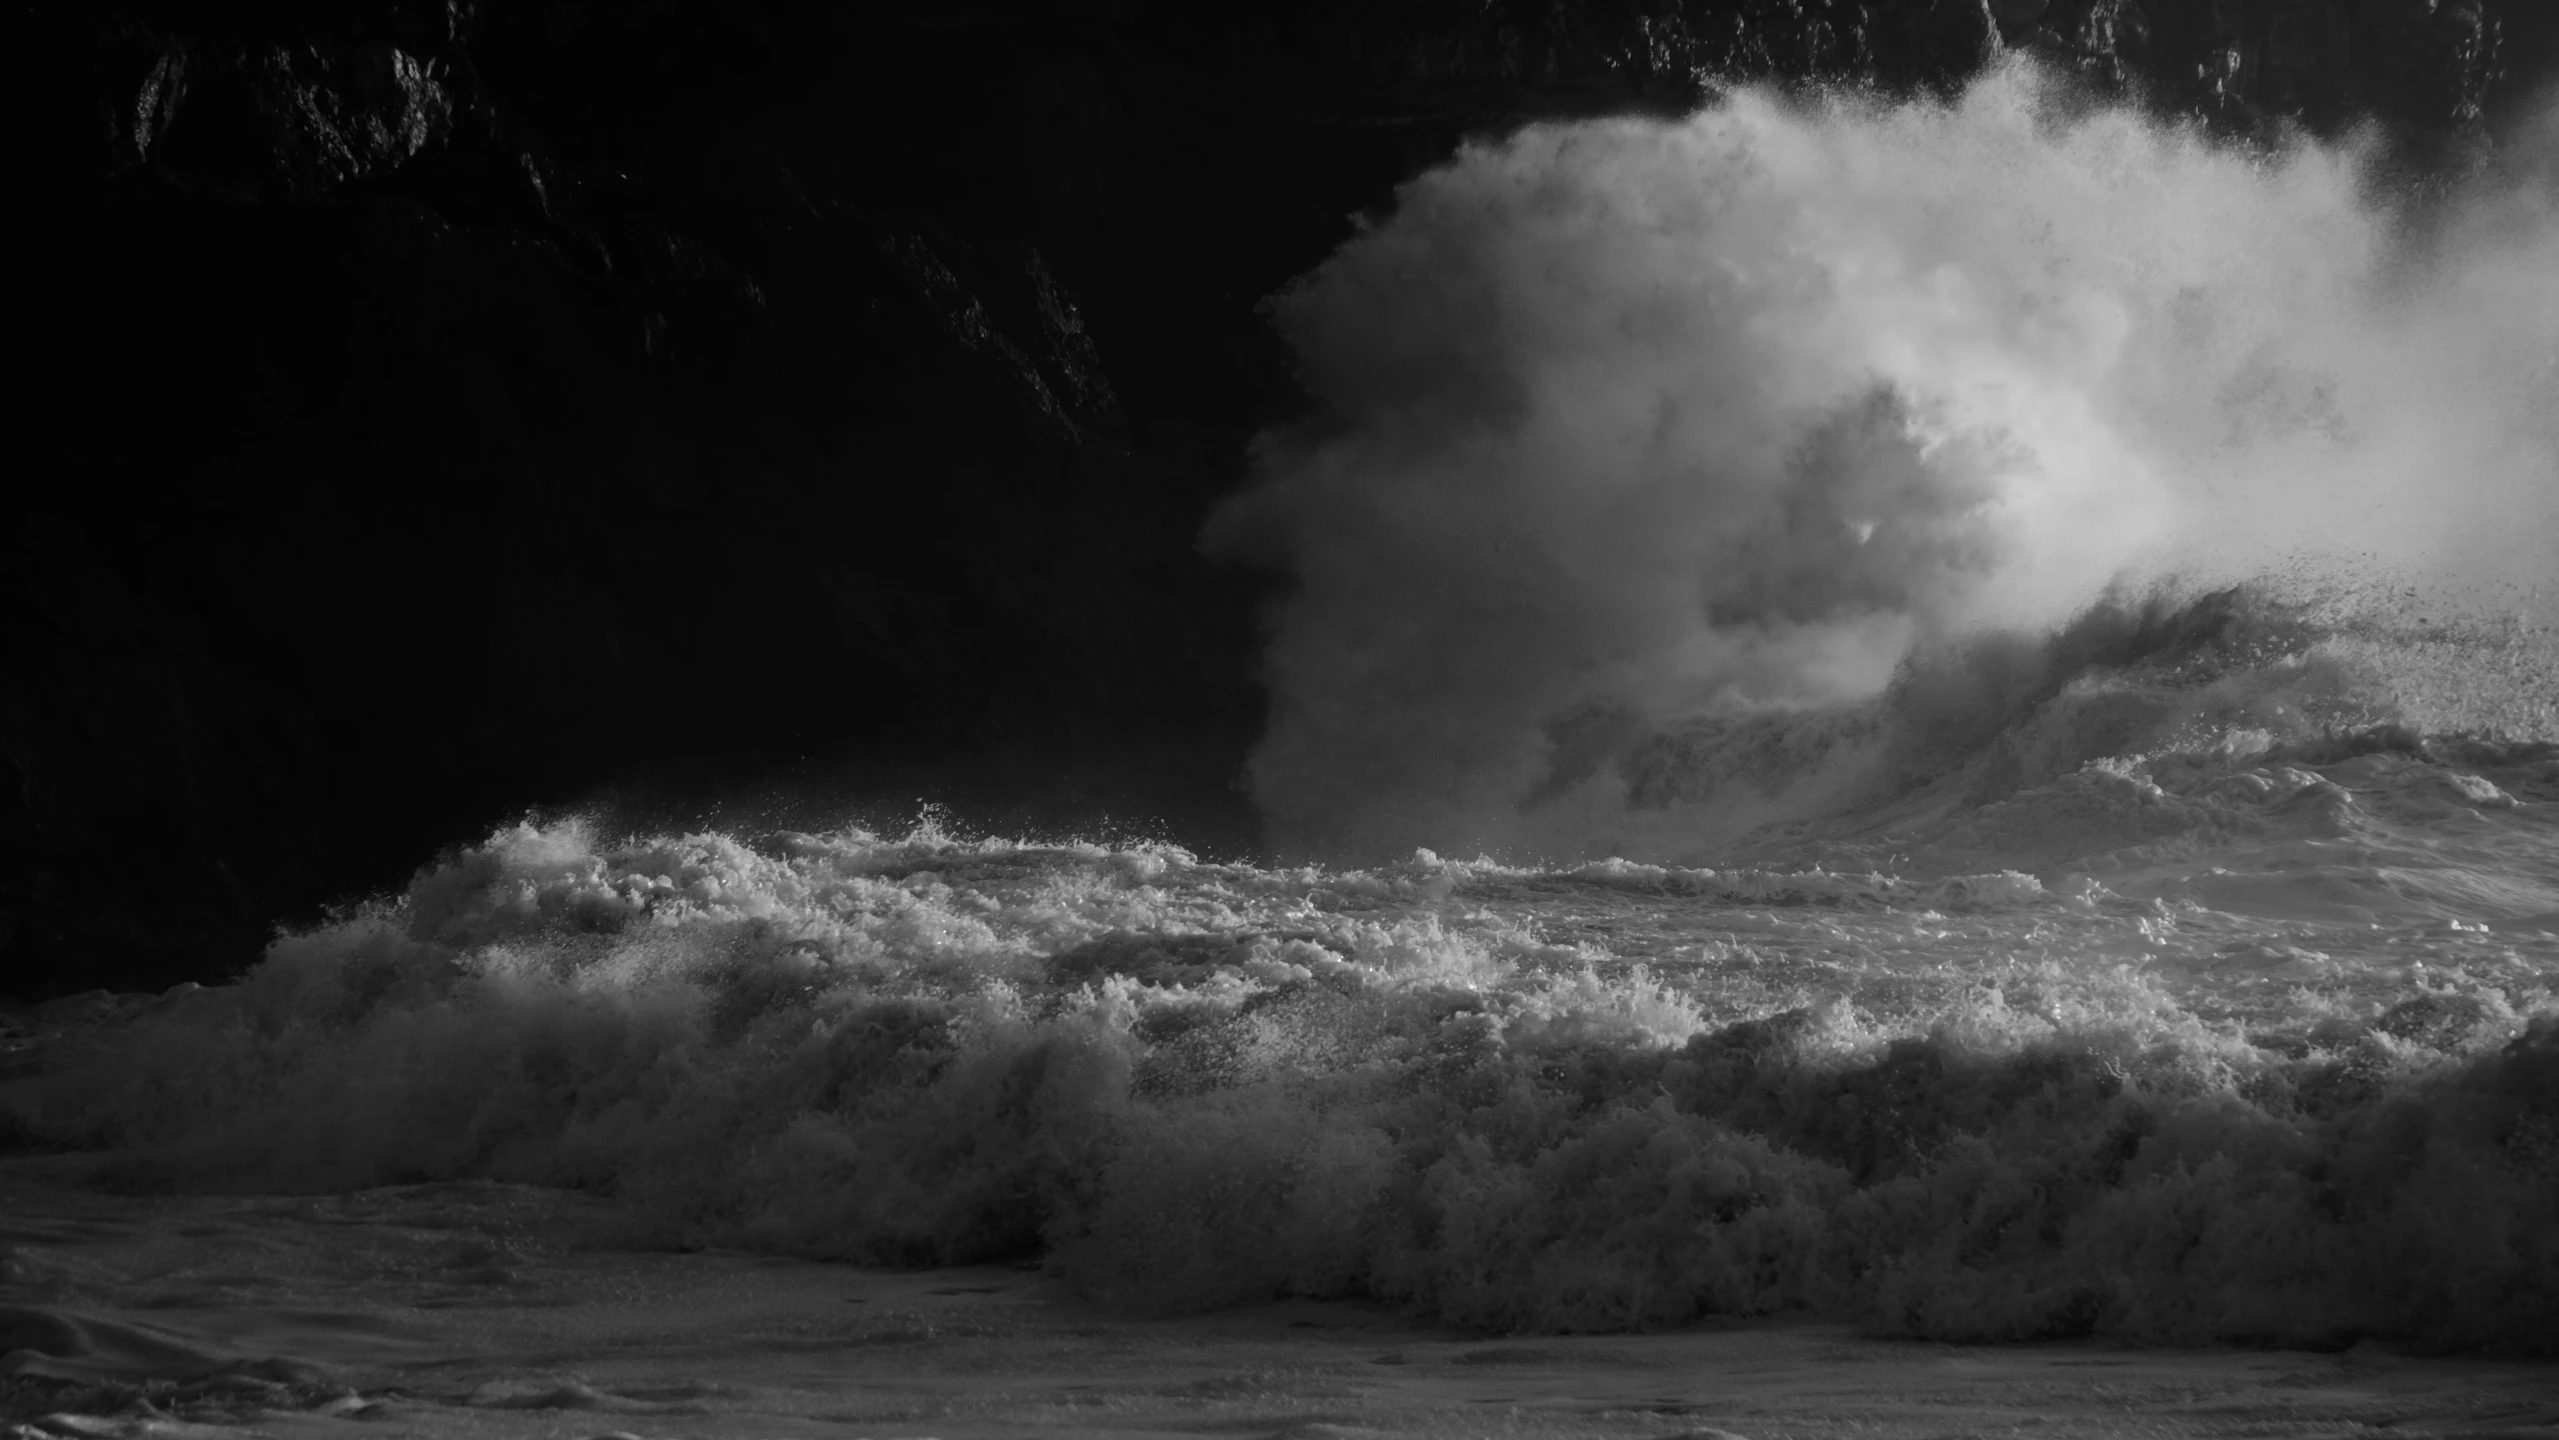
[[1208, 61, 2559, 863]]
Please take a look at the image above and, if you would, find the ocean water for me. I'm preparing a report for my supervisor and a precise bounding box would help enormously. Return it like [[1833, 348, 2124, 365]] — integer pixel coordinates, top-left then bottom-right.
[[8, 64, 2558, 1358], [6, 585, 2555, 1353]]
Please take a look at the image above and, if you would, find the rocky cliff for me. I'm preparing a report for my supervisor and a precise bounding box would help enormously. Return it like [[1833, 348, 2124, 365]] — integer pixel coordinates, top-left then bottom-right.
[[8, 0, 2552, 997]]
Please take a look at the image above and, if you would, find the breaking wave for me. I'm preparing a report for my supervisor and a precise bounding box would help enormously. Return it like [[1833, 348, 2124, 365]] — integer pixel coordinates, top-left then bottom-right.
[[8, 604, 2558, 1349], [7, 64, 2558, 1357], [1208, 61, 2559, 863]]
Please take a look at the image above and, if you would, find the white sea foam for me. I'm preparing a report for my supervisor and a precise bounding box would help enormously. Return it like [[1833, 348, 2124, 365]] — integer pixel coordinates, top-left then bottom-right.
[[6, 741, 2555, 1349]]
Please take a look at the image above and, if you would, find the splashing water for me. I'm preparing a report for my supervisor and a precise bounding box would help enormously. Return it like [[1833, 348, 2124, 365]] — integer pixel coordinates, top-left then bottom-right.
[[7, 64, 2558, 1356], [1207, 61, 2559, 862], [9, 768, 2555, 1350]]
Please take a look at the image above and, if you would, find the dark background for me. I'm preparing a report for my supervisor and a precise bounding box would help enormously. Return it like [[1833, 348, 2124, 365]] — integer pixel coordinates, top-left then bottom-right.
[[9, 0, 2556, 1000]]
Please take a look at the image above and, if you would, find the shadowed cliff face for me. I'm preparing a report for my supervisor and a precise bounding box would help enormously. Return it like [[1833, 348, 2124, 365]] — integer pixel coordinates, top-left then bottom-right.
[[6, 0, 2551, 998]]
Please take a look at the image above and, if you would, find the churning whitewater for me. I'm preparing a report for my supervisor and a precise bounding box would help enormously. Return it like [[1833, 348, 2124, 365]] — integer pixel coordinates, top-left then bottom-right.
[[5, 64, 2557, 1355], [1210, 63, 2558, 862]]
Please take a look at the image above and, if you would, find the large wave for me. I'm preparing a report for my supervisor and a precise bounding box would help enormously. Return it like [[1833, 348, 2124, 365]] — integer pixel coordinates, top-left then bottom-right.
[[7, 63, 2557, 1362], [8, 599, 2555, 1347], [1208, 61, 2559, 863], [6, 804, 2553, 1350]]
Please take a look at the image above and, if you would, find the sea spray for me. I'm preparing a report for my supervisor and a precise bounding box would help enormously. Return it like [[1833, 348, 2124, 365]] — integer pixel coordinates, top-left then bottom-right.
[[1209, 61, 2559, 862]]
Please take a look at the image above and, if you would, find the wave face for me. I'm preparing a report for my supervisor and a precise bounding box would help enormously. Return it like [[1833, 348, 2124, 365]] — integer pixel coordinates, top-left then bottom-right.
[[1206, 62, 2559, 863], [9, 67, 2559, 1355]]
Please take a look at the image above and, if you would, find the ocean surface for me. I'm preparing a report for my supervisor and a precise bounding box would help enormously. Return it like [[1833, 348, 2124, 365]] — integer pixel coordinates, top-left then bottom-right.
[[6, 587, 2554, 1356], [6, 65, 2558, 1373]]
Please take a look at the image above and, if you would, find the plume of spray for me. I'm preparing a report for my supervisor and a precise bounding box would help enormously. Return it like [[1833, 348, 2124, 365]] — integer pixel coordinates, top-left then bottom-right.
[[1207, 61, 2559, 864]]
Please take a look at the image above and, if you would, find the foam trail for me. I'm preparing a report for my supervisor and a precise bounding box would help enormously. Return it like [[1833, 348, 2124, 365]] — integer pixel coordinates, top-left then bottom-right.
[[1209, 62, 2559, 863]]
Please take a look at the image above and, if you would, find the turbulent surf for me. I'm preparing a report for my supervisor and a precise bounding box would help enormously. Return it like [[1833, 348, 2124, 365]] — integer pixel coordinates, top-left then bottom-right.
[[8, 581, 2556, 1350], [6, 64, 2557, 1355]]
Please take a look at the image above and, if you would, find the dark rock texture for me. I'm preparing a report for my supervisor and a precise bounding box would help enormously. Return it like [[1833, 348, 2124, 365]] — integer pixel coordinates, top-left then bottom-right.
[[8, 0, 2553, 998]]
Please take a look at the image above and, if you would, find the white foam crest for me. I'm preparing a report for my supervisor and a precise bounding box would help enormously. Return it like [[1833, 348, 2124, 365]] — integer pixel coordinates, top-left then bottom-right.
[[7, 807, 2554, 1350]]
